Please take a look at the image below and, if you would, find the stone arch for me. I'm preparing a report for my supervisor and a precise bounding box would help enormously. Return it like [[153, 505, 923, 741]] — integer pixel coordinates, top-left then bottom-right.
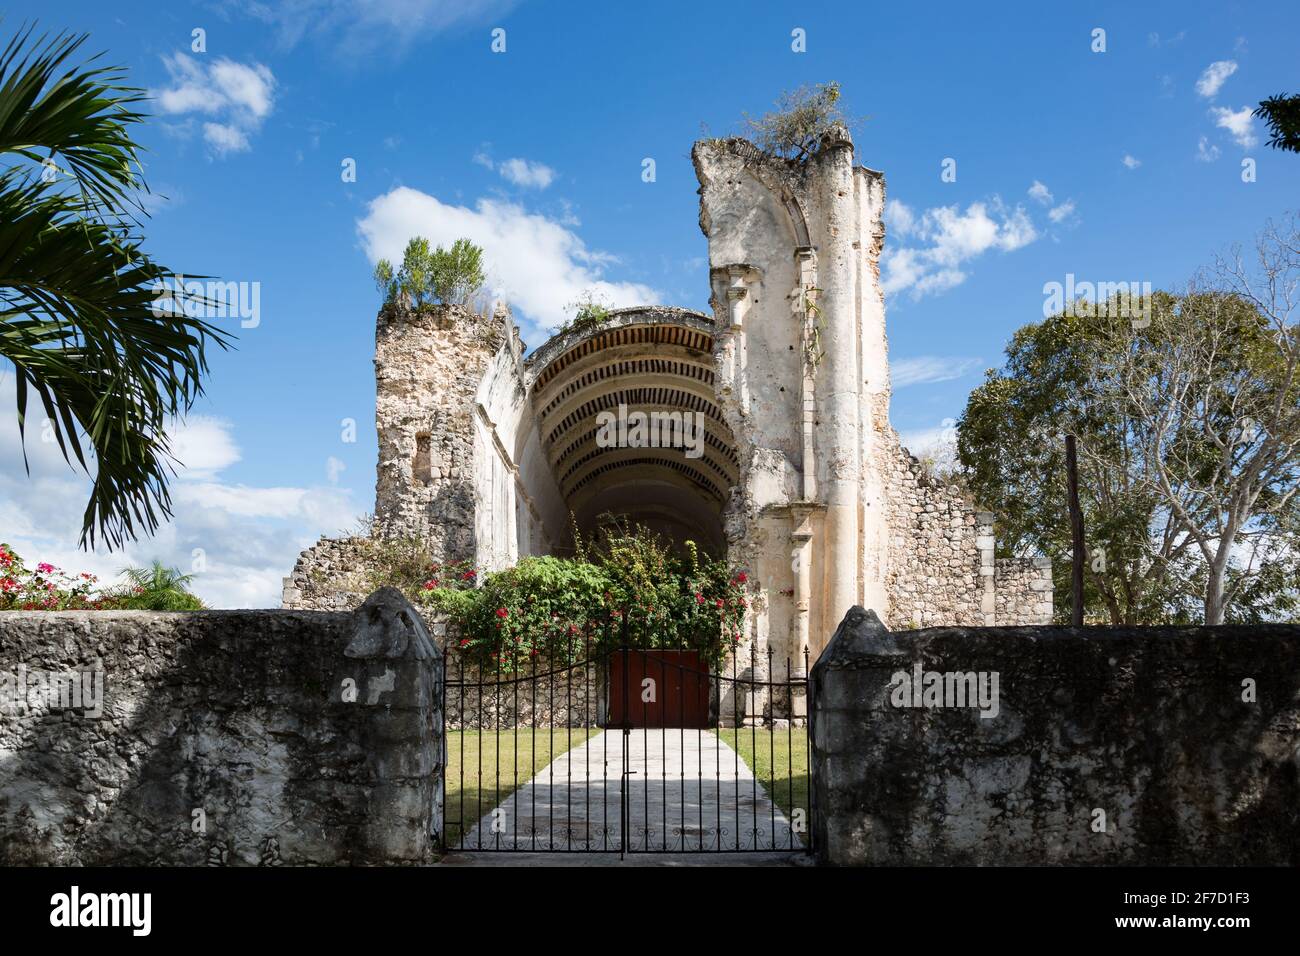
[[523, 306, 736, 555]]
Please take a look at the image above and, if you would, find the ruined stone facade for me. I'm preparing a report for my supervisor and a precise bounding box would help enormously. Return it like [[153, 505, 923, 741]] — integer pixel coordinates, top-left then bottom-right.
[[285, 129, 1050, 662]]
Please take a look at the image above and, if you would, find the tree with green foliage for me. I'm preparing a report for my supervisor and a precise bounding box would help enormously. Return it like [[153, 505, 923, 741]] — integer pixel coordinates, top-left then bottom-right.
[[0, 27, 231, 550], [374, 236, 485, 310], [113, 560, 204, 610], [1254, 93, 1300, 153], [958, 218, 1300, 625], [744, 82, 852, 161]]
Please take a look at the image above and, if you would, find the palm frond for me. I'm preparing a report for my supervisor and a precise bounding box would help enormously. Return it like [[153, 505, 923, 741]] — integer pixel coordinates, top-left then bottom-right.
[[0, 25, 234, 549]]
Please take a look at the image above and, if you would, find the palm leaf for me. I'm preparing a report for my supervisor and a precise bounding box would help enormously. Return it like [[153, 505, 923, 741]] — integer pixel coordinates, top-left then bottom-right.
[[0, 25, 233, 549]]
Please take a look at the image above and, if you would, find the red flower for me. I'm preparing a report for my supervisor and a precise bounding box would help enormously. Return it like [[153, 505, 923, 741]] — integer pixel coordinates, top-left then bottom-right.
[[734, 572, 748, 584], [37, 562, 56, 574], [695, 593, 705, 604], [423, 579, 438, 590], [495, 607, 509, 618], [461, 570, 476, 581], [715, 599, 725, 609], [459, 638, 470, 647]]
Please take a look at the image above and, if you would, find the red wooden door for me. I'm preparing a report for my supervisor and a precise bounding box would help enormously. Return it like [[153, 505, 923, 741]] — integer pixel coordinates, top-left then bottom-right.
[[607, 649, 710, 728]]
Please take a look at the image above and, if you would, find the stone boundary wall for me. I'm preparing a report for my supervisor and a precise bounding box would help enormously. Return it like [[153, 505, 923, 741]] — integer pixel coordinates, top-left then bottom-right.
[[810, 606, 1300, 865], [443, 657, 603, 730], [0, 589, 442, 866]]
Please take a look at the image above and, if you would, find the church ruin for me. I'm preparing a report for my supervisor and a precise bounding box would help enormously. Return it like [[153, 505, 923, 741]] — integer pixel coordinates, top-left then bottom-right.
[[283, 127, 1052, 658]]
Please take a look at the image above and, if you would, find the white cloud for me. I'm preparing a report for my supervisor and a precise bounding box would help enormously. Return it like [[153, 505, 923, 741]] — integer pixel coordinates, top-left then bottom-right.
[[475, 151, 558, 190], [169, 416, 241, 478], [0, 377, 361, 608], [1048, 200, 1077, 224], [237, 0, 521, 55], [1195, 60, 1238, 99], [1122, 154, 1142, 169], [357, 186, 661, 341], [326, 456, 346, 484], [892, 356, 981, 388], [899, 419, 960, 468], [155, 54, 275, 157], [1197, 136, 1222, 162], [1209, 105, 1258, 148], [203, 122, 251, 155], [885, 199, 917, 237], [497, 158, 556, 189], [1028, 181, 1077, 225], [881, 199, 1038, 299]]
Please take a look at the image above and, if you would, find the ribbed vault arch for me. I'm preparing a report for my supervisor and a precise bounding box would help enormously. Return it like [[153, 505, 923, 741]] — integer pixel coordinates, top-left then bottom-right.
[[524, 307, 736, 554]]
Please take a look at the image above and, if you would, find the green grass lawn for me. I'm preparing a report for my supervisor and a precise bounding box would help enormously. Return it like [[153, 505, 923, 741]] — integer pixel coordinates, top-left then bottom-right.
[[716, 728, 810, 844], [443, 727, 600, 846]]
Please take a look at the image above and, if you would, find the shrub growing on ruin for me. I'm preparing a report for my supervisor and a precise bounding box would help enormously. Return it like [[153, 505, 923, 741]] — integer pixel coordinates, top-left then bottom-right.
[[374, 236, 486, 310], [744, 81, 849, 161]]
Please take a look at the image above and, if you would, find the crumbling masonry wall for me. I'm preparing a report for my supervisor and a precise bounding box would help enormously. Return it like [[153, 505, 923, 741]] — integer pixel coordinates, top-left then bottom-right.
[[0, 589, 442, 865], [811, 608, 1300, 865]]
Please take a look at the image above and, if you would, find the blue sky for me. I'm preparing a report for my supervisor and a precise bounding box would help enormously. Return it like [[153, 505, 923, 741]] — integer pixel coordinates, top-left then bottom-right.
[[2, 0, 1298, 606]]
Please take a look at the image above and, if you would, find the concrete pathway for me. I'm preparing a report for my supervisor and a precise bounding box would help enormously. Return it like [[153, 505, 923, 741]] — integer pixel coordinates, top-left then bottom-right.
[[455, 729, 805, 856]]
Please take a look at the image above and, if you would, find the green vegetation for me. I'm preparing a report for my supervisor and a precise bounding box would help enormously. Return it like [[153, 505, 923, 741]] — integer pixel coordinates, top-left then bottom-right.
[[554, 289, 613, 335], [113, 560, 204, 610], [957, 218, 1300, 624], [374, 236, 486, 310], [743, 81, 851, 161], [1254, 93, 1300, 153], [717, 728, 809, 846], [0, 544, 204, 610], [421, 520, 749, 671], [443, 728, 600, 847], [0, 27, 231, 549]]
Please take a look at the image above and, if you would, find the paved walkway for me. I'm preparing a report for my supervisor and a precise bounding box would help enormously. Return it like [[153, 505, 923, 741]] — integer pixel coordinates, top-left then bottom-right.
[[456, 729, 804, 855]]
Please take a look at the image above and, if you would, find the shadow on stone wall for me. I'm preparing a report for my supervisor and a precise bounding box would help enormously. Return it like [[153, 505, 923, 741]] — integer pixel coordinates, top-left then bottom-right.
[[0, 588, 442, 866], [810, 607, 1300, 865]]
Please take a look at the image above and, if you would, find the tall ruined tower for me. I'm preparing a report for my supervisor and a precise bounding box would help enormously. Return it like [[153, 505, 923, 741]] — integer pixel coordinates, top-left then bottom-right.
[[692, 126, 893, 659]]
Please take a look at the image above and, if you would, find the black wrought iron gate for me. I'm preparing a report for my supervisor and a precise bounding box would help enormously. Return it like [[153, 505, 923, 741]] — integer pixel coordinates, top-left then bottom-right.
[[440, 641, 813, 855]]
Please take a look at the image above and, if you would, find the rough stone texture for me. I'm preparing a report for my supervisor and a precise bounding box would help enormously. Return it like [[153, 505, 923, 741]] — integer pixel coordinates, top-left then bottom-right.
[[281, 535, 371, 612], [883, 446, 1048, 628], [0, 588, 442, 865], [810, 607, 1300, 865], [444, 660, 602, 730], [374, 303, 506, 553]]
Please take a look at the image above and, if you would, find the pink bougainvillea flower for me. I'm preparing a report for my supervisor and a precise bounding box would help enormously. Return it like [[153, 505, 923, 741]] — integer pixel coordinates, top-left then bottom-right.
[[37, 562, 56, 574]]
